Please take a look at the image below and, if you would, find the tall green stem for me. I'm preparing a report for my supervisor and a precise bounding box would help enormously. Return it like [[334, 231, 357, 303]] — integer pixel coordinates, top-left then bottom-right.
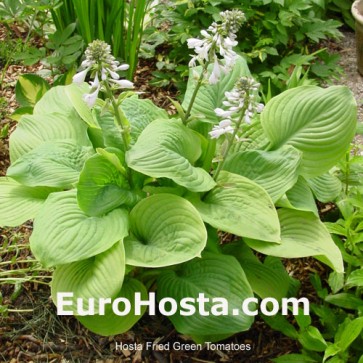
[[104, 82, 131, 151], [182, 61, 210, 124]]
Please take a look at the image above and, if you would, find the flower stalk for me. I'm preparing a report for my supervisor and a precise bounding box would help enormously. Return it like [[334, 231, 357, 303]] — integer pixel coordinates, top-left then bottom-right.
[[210, 76, 264, 180], [183, 10, 246, 123], [72, 40, 134, 151], [213, 106, 248, 181], [182, 61, 210, 124]]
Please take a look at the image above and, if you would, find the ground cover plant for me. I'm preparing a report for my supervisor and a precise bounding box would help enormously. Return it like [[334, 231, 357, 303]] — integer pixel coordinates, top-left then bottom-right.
[[143, 0, 353, 94], [0, 8, 359, 352], [264, 146, 363, 363]]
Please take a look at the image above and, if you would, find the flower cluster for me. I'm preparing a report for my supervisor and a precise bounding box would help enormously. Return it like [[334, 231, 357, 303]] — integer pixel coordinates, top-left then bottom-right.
[[73, 40, 134, 107], [209, 76, 264, 139], [187, 10, 246, 84]]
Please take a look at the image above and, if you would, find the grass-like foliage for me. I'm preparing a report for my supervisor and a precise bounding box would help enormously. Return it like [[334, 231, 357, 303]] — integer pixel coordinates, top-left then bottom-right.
[[51, 0, 149, 79]]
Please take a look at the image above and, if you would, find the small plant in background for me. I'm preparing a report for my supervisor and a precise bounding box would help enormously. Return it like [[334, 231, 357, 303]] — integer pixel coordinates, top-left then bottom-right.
[[0, 2, 358, 344], [261, 146, 363, 363], [145, 0, 348, 95]]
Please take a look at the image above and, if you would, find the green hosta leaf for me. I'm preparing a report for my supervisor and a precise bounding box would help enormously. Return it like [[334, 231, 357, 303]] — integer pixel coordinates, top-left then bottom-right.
[[33, 84, 98, 127], [157, 252, 254, 342], [224, 146, 301, 202], [77, 148, 140, 216], [277, 176, 319, 216], [77, 278, 148, 336], [261, 86, 356, 177], [93, 109, 123, 149], [0, 177, 56, 227], [126, 119, 216, 192], [9, 112, 91, 163], [7, 140, 94, 188], [307, 173, 342, 203], [182, 56, 250, 124], [15, 74, 50, 108], [230, 120, 270, 152], [245, 209, 344, 272], [51, 241, 125, 313], [30, 190, 129, 267], [125, 194, 207, 267], [223, 242, 297, 300], [190, 171, 280, 242], [121, 96, 168, 142], [64, 83, 97, 127]]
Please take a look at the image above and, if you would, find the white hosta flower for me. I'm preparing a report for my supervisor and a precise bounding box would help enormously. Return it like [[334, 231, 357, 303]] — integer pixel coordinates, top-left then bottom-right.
[[72, 40, 134, 108], [211, 76, 264, 136], [116, 64, 130, 71], [83, 86, 100, 108], [72, 67, 90, 84], [214, 108, 234, 118], [187, 9, 245, 84], [209, 119, 234, 139], [109, 79, 134, 88]]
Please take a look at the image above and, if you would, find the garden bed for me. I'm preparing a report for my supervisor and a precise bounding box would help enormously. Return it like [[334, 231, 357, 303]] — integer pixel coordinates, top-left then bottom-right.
[[1, 6, 363, 363]]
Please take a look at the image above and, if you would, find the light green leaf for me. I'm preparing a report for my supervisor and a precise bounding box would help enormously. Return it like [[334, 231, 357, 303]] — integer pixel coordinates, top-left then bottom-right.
[[30, 190, 129, 267], [9, 112, 91, 163], [92, 109, 123, 149], [7, 140, 94, 188], [77, 148, 140, 216], [230, 120, 270, 152], [182, 56, 250, 124], [307, 173, 342, 203], [277, 176, 319, 216], [346, 269, 363, 287], [298, 326, 327, 352], [335, 317, 363, 352], [15, 74, 50, 108], [245, 209, 344, 272], [261, 86, 356, 177], [263, 315, 299, 339], [77, 278, 148, 336], [157, 252, 254, 341], [126, 119, 216, 192], [272, 353, 318, 363], [190, 171, 280, 242], [0, 177, 56, 227], [51, 241, 125, 313], [33, 84, 98, 128], [325, 293, 363, 310], [125, 194, 207, 267], [224, 146, 302, 202], [327, 272, 344, 294], [121, 96, 168, 142], [64, 83, 98, 127], [223, 242, 297, 300], [323, 344, 341, 363]]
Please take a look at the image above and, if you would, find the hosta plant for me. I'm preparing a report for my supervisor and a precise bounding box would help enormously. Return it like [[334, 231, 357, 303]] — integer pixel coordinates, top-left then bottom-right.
[[0, 12, 357, 343]]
